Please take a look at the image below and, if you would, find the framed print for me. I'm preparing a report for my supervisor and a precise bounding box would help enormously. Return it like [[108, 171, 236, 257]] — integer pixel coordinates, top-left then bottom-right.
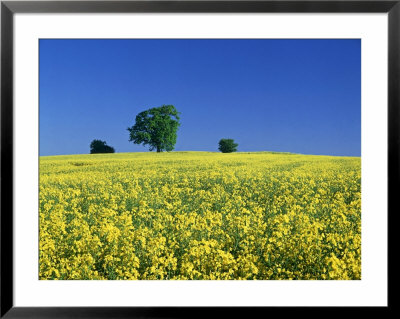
[[1, 0, 395, 317]]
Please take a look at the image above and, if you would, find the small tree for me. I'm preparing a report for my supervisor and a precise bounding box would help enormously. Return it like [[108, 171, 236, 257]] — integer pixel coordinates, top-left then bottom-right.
[[90, 139, 115, 154], [127, 105, 180, 152], [218, 138, 238, 153]]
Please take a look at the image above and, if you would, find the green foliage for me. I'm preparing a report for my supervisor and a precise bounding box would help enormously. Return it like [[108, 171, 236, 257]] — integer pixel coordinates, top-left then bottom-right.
[[218, 138, 238, 153], [90, 139, 115, 154], [127, 105, 180, 152]]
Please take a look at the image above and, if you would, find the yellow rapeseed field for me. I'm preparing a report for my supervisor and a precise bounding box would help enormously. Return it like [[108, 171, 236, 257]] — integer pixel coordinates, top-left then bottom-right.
[[39, 151, 361, 280]]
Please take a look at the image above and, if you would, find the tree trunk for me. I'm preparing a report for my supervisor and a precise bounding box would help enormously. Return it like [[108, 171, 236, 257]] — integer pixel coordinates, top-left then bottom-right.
[[157, 146, 161, 152]]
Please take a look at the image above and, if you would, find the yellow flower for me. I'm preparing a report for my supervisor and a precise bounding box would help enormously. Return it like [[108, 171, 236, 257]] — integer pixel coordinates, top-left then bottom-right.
[[39, 151, 360, 280]]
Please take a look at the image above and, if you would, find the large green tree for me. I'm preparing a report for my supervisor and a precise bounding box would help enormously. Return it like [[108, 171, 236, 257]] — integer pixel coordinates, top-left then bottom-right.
[[127, 105, 180, 152], [218, 138, 238, 153]]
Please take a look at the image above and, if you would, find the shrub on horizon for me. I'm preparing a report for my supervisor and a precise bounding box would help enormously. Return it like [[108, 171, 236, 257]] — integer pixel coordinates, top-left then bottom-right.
[[90, 139, 115, 154]]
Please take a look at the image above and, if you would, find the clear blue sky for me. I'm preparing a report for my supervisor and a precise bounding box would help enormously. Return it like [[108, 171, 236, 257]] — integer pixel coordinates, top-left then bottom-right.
[[39, 39, 360, 156]]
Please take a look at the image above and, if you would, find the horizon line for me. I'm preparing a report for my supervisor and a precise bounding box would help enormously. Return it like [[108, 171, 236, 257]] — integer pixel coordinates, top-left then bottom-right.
[[39, 150, 361, 158]]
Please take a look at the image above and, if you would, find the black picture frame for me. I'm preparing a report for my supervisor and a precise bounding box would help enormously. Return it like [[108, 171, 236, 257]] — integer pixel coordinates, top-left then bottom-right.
[[1, 0, 395, 317]]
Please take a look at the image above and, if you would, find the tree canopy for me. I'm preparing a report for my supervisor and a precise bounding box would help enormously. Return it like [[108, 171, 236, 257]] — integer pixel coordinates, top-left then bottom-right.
[[127, 105, 180, 152], [218, 138, 238, 153], [90, 139, 115, 154]]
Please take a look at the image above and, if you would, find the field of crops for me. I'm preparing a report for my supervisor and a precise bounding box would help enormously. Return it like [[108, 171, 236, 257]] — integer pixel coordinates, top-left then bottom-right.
[[39, 152, 361, 280]]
